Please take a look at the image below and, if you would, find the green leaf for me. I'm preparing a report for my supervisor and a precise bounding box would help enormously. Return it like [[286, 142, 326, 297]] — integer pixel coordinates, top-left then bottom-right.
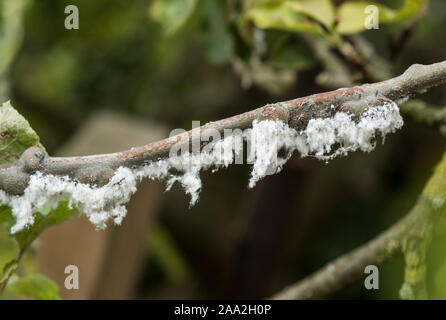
[[0, 226, 19, 295], [0, 100, 44, 164], [428, 218, 446, 299], [396, 0, 428, 20], [0, 206, 12, 223], [0, 0, 31, 76], [287, 0, 335, 28], [336, 0, 428, 34], [0, 226, 18, 271], [11, 200, 76, 251], [149, 0, 198, 35], [242, 0, 335, 35], [5, 273, 60, 300], [0, 259, 18, 292]]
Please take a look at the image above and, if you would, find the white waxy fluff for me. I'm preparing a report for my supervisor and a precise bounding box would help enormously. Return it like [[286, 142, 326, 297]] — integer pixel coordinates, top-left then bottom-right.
[[247, 101, 403, 186], [1, 101, 403, 233]]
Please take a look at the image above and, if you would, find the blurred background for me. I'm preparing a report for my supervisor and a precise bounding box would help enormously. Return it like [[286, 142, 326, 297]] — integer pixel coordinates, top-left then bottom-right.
[[1, 0, 446, 299]]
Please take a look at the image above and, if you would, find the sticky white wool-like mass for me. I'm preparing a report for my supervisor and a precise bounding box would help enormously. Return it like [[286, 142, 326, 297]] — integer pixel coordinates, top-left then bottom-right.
[[247, 101, 403, 186], [2, 101, 403, 233]]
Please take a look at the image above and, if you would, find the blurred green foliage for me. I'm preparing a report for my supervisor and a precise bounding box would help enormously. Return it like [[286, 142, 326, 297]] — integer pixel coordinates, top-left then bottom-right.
[[0, 101, 73, 299], [150, 0, 198, 35], [7, 0, 430, 150], [5, 273, 60, 300], [146, 224, 191, 284]]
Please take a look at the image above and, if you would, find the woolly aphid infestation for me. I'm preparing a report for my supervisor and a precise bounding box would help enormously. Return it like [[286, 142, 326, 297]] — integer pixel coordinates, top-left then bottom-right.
[[0, 101, 403, 234]]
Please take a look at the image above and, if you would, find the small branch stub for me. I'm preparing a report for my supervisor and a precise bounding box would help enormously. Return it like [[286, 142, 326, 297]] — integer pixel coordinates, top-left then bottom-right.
[[20, 146, 46, 173]]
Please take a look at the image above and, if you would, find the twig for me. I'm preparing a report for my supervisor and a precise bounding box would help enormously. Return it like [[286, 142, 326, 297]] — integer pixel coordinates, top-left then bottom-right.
[[333, 36, 374, 83], [390, 23, 418, 61], [390, 2, 428, 60], [350, 35, 393, 82], [270, 202, 423, 299], [272, 149, 446, 300], [400, 100, 446, 129], [1, 61, 446, 195], [299, 34, 354, 88]]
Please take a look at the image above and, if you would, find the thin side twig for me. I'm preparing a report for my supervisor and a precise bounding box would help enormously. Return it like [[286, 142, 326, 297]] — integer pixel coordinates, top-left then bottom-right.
[[272, 149, 446, 300], [271, 202, 425, 299]]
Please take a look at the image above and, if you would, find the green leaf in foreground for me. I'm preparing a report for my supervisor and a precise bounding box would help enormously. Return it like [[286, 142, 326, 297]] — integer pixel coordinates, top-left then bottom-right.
[[11, 200, 76, 251], [0, 259, 18, 293], [0, 100, 44, 230], [0, 100, 44, 164], [5, 273, 60, 300], [0, 101, 76, 249]]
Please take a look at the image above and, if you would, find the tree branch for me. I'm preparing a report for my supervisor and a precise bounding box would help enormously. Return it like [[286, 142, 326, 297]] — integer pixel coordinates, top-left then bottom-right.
[[270, 200, 427, 299], [1, 61, 446, 195], [271, 148, 446, 300], [400, 99, 446, 129]]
